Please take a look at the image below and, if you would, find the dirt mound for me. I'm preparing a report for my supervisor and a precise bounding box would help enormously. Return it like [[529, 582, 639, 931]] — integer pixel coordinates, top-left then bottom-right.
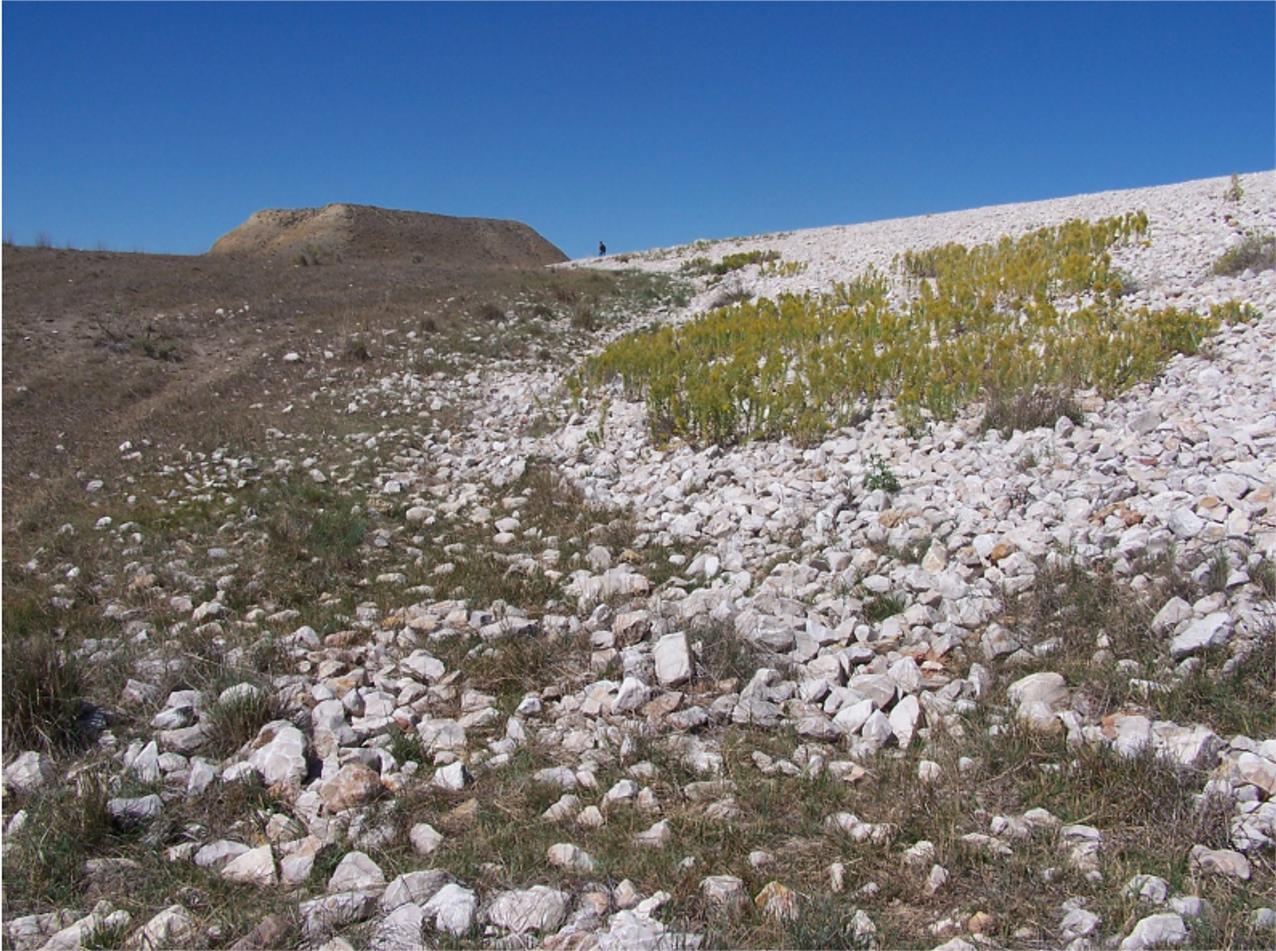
[[209, 203, 567, 267]]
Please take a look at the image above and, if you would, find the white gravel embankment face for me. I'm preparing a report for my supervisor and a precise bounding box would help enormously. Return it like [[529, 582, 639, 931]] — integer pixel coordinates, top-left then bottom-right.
[[572, 170, 1276, 321]]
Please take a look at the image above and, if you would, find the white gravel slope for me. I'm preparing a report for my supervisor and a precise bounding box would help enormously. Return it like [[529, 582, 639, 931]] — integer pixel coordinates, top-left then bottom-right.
[[573, 170, 1276, 320]]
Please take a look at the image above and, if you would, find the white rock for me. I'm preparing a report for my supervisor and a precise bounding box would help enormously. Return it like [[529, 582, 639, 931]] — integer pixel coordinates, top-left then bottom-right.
[[127, 905, 196, 950], [328, 851, 385, 893], [409, 822, 443, 856], [653, 632, 693, 686], [248, 722, 309, 786], [423, 883, 478, 936], [432, 761, 471, 791], [193, 840, 249, 869], [369, 903, 426, 951], [547, 842, 597, 873], [889, 694, 921, 747], [633, 820, 671, 847], [220, 845, 276, 887], [700, 875, 747, 910], [1189, 844, 1251, 880], [486, 886, 570, 934], [2, 751, 56, 795], [613, 676, 651, 713], [1169, 612, 1231, 659], [1119, 912, 1187, 949]]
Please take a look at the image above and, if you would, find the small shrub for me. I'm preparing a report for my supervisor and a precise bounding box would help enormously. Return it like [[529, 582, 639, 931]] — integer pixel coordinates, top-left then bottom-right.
[[864, 592, 905, 622], [138, 332, 182, 363], [759, 258, 808, 278], [4, 770, 114, 908], [1209, 299, 1262, 324], [863, 452, 900, 494], [2, 588, 88, 753], [707, 286, 752, 309], [1213, 231, 1276, 275], [385, 724, 427, 765], [681, 250, 779, 278], [478, 302, 505, 323], [691, 619, 764, 684], [982, 384, 1084, 437], [1155, 627, 1276, 736], [710, 249, 780, 276], [1254, 557, 1276, 598], [204, 687, 286, 759], [343, 335, 372, 361], [571, 299, 600, 332], [1204, 548, 1231, 593], [1224, 172, 1244, 202]]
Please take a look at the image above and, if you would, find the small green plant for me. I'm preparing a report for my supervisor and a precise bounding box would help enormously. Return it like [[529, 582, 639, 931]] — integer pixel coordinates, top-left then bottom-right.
[[691, 619, 765, 684], [586, 398, 611, 447], [864, 592, 906, 622], [385, 724, 427, 765], [706, 285, 752, 309], [1224, 173, 1244, 202], [138, 329, 182, 363], [681, 249, 780, 279], [1205, 548, 1232, 593], [1209, 299, 1262, 324], [759, 258, 808, 278], [1213, 231, 1276, 276], [863, 452, 900, 493]]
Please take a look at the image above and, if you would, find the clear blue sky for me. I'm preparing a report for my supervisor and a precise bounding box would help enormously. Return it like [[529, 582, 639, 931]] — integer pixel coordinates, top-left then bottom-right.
[[3, 2, 1274, 259]]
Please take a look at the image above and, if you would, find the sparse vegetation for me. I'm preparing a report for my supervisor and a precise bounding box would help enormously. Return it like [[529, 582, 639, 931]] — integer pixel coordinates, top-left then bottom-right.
[[1224, 172, 1244, 202], [691, 618, 765, 684], [982, 382, 1084, 436], [2, 624, 88, 753], [203, 686, 287, 759], [1213, 230, 1276, 276], [1210, 299, 1263, 324], [682, 249, 781, 279]]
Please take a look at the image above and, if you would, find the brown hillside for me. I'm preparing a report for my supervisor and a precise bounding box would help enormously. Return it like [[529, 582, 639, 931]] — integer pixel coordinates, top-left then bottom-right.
[[208, 203, 567, 267]]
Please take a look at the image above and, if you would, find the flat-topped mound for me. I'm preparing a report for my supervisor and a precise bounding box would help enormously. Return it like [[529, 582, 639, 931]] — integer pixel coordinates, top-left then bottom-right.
[[209, 202, 567, 267]]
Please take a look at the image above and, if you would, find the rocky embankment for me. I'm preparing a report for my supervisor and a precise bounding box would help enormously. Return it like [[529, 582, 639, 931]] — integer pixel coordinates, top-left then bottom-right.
[[4, 173, 1275, 949]]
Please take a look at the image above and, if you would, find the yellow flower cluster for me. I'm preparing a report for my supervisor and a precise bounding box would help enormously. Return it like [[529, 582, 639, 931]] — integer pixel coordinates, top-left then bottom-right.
[[574, 214, 1254, 446]]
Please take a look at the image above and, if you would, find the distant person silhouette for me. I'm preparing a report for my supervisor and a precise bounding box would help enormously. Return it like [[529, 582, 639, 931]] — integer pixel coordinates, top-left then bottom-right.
[[598, 241, 607, 257]]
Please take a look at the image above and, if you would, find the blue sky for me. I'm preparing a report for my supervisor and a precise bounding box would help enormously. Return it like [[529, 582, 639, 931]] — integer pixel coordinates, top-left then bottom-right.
[[3, 2, 1273, 259]]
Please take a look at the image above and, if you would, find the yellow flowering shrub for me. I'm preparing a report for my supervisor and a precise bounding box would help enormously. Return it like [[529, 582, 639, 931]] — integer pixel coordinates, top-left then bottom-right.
[[575, 214, 1236, 446]]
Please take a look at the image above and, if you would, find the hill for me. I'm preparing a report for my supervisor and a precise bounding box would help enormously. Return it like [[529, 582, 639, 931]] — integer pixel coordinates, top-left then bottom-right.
[[208, 203, 567, 267], [3, 173, 1275, 950]]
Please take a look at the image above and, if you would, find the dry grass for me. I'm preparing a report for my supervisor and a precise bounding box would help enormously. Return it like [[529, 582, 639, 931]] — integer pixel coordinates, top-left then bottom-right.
[[1213, 231, 1276, 275], [982, 383, 1084, 437]]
